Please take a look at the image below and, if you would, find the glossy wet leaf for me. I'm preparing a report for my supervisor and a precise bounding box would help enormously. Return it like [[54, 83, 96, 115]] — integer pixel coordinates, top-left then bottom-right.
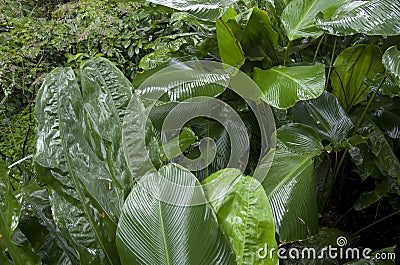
[[203, 169, 279, 265], [281, 0, 348, 40], [0, 160, 41, 265], [34, 58, 134, 264], [262, 124, 322, 243], [138, 0, 238, 20], [381, 46, 400, 96], [357, 118, 400, 184], [372, 108, 400, 139], [315, 0, 400, 36], [116, 164, 236, 265], [276, 123, 323, 154], [331, 44, 384, 111], [293, 91, 354, 145], [253, 64, 325, 109], [135, 61, 229, 102], [18, 184, 79, 265]]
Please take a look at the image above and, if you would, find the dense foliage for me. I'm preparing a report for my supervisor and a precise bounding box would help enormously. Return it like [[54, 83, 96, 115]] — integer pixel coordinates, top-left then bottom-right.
[[1, 0, 400, 264]]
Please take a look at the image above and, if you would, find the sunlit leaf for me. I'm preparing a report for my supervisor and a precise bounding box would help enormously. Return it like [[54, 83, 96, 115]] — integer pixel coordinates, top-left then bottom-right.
[[281, 0, 348, 40], [316, 0, 400, 36], [253, 64, 325, 109], [203, 169, 279, 265]]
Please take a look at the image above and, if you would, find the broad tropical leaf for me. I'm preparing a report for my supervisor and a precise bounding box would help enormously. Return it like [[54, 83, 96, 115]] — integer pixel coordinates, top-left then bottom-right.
[[34, 58, 134, 264], [116, 163, 236, 265], [276, 123, 323, 154], [281, 0, 348, 40], [331, 44, 384, 111], [315, 0, 400, 36], [381, 46, 400, 97], [292, 91, 354, 145], [354, 177, 398, 210], [0, 160, 41, 265], [253, 64, 325, 109], [262, 124, 322, 242], [135, 61, 229, 102], [203, 169, 279, 265], [18, 184, 79, 265]]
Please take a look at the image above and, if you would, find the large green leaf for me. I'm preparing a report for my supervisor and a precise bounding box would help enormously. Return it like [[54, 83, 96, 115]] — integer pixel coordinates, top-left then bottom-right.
[[116, 163, 236, 265], [315, 0, 400, 36], [253, 64, 325, 109], [331, 44, 384, 111], [137, 0, 238, 20], [292, 91, 354, 145], [262, 124, 322, 243], [217, 7, 279, 67], [0, 160, 41, 265], [354, 177, 398, 210], [281, 0, 348, 41], [216, 8, 245, 68], [135, 61, 228, 102], [34, 58, 134, 264], [203, 169, 279, 265]]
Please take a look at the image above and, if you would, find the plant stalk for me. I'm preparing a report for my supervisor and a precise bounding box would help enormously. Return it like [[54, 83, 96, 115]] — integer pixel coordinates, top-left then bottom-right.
[[351, 209, 400, 237]]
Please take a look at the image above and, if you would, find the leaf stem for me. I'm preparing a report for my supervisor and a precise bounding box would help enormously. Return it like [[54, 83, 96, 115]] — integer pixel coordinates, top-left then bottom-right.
[[325, 36, 337, 90], [284, 41, 291, 66], [351, 209, 400, 237], [313, 33, 326, 64]]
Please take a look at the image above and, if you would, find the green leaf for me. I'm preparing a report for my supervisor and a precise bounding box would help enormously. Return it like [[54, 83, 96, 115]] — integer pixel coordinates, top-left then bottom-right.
[[372, 108, 400, 139], [253, 64, 325, 109], [381, 46, 400, 96], [203, 169, 279, 265], [382, 46, 400, 82], [116, 163, 236, 265], [357, 118, 400, 184], [34, 59, 134, 264], [331, 44, 384, 111], [217, 8, 245, 68], [315, 0, 400, 36], [135, 61, 228, 102], [0, 160, 41, 265], [281, 0, 348, 41], [276, 123, 323, 154], [354, 177, 398, 210], [262, 124, 322, 243], [293, 91, 354, 145], [18, 184, 79, 265], [139, 0, 238, 20]]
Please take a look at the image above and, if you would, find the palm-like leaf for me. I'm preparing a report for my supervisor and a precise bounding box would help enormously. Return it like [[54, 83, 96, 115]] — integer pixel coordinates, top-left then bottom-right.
[[116, 163, 236, 265], [253, 64, 325, 109], [316, 0, 400, 36], [262, 124, 322, 243], [281, 0, 348, 40]]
